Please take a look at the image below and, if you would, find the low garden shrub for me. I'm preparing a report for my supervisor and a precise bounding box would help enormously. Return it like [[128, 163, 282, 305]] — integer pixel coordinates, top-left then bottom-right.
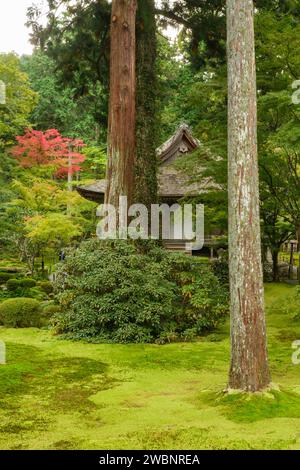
[[38, 281, 54, 295], [53, 240, 229, 343], [212, 251, 229, 287], [263, 261, 274, 283], [0, 272, 13, 285], [0, 298, 42, 328], [6, 279, 20, 291], [20, 278, 37, 289], [0, 267, 24, 274], [42, 303, 61, 319], [293, 287, 300, 321], [5, 278, 45, 300]]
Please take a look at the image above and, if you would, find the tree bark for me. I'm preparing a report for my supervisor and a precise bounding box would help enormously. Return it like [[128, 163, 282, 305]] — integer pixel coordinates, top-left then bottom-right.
[[227, 0, 271, 391], [271, 249, 279, 282], [296, 222, 300, 251], [135, 0, 158, 209], [105, 0, 137, 214]]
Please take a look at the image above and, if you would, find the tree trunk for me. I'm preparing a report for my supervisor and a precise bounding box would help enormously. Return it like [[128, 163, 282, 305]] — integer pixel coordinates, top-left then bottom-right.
[[227, 0, 271, 391], [105, 0, 137, 215], [135, 0, 158, 208], [271, 249, 279, 282], [296, 222, 300, 252]]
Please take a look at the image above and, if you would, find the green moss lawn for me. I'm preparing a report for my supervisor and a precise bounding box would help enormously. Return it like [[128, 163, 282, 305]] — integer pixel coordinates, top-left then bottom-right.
[[0, 283, 299, 450]]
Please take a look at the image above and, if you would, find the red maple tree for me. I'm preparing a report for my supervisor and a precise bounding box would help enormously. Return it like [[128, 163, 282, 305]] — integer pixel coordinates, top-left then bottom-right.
[[12, 129, 86, 176]]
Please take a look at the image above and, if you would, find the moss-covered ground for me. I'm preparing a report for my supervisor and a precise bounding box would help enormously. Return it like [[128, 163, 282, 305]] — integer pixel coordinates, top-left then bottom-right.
[[0, 283, 299, 450]]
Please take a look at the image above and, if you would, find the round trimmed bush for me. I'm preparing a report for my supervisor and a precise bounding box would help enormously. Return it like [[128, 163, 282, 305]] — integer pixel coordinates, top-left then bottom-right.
[[0, 298, 42, 328], [42, 303, 60, 318], [6, 278, 37, 292], [0, 273, 13, 285], [19, 278, 36, 289], [0, 267, 23, 274], [38, 281, 53, 295], [6, 279, 21, 291]]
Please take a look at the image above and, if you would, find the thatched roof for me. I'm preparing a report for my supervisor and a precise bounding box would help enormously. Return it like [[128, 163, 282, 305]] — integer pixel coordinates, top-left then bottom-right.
[[77, 180, 107, 203], [157, 123, 201, 164], [76, 124, 208, 203]]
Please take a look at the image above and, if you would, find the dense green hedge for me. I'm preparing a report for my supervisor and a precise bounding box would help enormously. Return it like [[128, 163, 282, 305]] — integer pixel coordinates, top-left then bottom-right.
[[212, 252, 229, 287], [0, 273, 13, 285], [42, 303, 60, 319], [6, 279, 20, 291], [2, 277, 48, 301], [6, 278, 36, 291], [0, 298, 42, 328], [38, 281, 54, 295], [53, 240, 228, 343]]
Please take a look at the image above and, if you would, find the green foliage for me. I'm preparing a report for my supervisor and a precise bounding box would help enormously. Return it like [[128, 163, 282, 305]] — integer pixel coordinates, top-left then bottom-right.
[[19, 278, 37, 289], [53, 240, 228, 343], [24, 213, 82, 247], [212, 254, 229, 287], [21, 53, 104, 144], [42, 303, 61, 319], [81, 146, 107, 179], [292, 287, 300, 322], [4, 277, 48, 301], [26, 1, 110, 140], [0, 53, 37, 150], [0, 272, 13, 285], [162, 9, 300, 273], [0, 297, 41, 328], [6, 279, 21, 292], [38, 281, 54, 295], [166, 252, 229, 335], [3, 178, 95, 274]]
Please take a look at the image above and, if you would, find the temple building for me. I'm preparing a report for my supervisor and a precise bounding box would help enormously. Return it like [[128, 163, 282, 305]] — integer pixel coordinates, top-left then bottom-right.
[[77, 124, 214, 203], [77, 124, 220, 254]]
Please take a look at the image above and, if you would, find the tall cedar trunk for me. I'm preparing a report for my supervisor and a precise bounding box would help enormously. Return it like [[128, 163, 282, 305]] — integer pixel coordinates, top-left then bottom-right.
[[105, 0, 137, 214], [135, 0, 158, 208], [227, 0, 271, 391]]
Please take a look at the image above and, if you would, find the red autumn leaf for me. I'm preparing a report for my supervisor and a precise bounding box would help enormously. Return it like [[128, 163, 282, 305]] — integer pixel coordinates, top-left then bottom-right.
[[12, 129, 86, 176]]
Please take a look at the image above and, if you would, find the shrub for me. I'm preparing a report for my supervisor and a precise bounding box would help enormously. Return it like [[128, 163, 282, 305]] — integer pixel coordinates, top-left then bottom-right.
[[0, 272, 13, 285], [6, 278, 37, 294], [38, 281, 53, 295], [165, 253, 229, 334], [26, 287, 46, 301], [6, 279, 21, 291], [53, 240, 229, 343], [293, 287, 300, 321], [0, 298, 42, 328], [42, 303, 60, 319], [0, 267, 23, 274], [19, 278, 36, 289], [212, 250, 229, 287], [263, 261, 274, 283]]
